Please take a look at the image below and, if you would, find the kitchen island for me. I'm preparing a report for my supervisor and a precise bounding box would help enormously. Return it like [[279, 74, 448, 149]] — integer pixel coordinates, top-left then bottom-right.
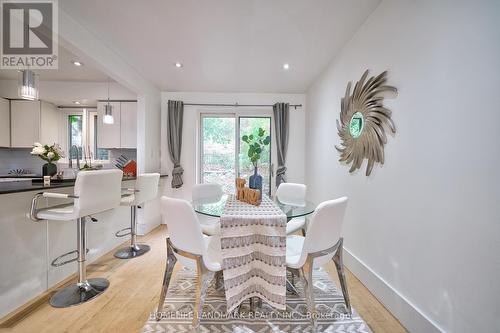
[[0, 175, 168, 320]]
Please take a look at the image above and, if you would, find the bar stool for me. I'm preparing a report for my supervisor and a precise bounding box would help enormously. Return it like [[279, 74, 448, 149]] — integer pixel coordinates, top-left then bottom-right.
[[114, 173, 160, 259], [29, 169, 123, 308]]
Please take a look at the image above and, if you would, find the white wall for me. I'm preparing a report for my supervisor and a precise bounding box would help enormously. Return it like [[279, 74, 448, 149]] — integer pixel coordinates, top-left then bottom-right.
[[305, 1, 500, 332], [161, 92, 305, 199]]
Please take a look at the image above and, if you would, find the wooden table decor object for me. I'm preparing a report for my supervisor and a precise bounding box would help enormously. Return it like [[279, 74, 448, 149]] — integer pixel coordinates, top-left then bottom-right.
[[235, 178, 261, 206]]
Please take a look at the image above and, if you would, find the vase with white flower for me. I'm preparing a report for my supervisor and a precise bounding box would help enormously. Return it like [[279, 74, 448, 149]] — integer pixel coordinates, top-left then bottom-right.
[[30, 142, 65, 177]]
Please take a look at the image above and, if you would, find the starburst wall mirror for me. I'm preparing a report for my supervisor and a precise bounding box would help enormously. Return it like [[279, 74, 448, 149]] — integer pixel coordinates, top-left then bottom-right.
[[336, 70, 397, 176]]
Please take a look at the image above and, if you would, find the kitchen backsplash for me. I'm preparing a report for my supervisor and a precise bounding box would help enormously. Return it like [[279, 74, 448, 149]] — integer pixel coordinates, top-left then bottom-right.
[[0, 148, 137, 176]]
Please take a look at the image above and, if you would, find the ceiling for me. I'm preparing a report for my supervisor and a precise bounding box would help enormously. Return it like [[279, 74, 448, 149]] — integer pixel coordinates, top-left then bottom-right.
[[0, 47, 109, 82], [60, 0, 380, 93]]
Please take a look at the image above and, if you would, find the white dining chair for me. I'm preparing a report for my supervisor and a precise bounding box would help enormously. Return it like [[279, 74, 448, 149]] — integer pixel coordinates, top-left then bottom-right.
[[276, 182, 308, 235], [158, 196, 222, 331], [192, 183, 223, 236], [286, 197, 350, 330]]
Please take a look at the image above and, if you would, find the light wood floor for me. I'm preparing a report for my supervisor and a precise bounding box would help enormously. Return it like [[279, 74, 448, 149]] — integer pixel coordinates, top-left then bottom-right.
[[2, 225, 407, 333]]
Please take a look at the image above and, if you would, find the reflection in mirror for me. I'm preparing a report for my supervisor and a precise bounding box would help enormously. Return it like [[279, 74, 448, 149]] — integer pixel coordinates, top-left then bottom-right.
[[349, 112, 364, 138]]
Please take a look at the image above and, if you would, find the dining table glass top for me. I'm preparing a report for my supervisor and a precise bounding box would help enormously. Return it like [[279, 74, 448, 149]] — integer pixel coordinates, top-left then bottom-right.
[[192, 194, 316, 219]]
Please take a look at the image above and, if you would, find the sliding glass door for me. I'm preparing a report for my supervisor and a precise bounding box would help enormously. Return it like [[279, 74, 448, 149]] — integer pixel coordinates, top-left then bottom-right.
[[200, 114, 272, 195], [200, 116, 236, 193]]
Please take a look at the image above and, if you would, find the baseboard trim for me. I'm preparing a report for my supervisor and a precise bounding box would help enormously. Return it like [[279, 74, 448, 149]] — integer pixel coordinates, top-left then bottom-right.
[[344, 248, 445, 333]]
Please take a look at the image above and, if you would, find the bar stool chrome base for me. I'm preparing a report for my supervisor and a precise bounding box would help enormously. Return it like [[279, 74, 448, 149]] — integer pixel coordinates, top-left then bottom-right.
[[49, 278, 109, 308], [114, 244, 150, 259], [114, 205, 151, 259]]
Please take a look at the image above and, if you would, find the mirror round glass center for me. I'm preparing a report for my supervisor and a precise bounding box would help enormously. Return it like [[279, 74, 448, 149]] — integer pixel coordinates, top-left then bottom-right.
[[349, 112, 364, 138]]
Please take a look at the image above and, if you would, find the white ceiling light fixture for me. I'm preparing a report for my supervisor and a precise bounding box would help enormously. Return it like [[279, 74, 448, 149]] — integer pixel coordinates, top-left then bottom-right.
[[71, 60, 83, 66], [103, 80, 114, 124], [18, 69, 39, 101], [283, 63, 290, 70], [73, 101, 81, 105], [175, 62, 183, 68]]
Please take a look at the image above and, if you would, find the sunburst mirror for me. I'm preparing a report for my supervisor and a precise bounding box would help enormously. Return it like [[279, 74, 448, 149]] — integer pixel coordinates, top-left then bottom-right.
[[335, 70, 397, 176]]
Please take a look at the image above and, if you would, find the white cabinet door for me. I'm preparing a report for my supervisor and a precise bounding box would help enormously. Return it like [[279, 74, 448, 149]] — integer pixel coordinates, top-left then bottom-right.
[[40, 101, 59, 145], [11, 100, 40, 148], [119, 102, 137, 149], [0, 98, 9, 147], [96, 102, 121, 149]]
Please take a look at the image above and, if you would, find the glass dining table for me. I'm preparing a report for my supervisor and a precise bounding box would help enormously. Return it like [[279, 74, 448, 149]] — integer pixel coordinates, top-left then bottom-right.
[[192, 194, 316, 309], [192, 194, 317, 221]]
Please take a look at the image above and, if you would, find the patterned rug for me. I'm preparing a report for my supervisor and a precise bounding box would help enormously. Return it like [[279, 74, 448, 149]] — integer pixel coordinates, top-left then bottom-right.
[[142, 267, 371, 332]]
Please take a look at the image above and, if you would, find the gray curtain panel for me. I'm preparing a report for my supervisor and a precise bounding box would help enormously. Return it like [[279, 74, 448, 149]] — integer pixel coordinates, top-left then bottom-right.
[[273, 102, 290, 188], [167, 100, 184, 188]]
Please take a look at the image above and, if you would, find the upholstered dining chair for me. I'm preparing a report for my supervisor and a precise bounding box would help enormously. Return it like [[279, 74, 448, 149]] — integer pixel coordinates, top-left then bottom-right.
[[276, 182, 308, 235], [286, 197, 350, 330], [158, 196, 222, 331], [192, 183, 223, 236]]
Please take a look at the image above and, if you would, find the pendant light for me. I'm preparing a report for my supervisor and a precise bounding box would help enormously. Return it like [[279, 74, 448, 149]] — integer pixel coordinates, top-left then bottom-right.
[[103, 79, 114, 124], [18, 69, 39, 101]]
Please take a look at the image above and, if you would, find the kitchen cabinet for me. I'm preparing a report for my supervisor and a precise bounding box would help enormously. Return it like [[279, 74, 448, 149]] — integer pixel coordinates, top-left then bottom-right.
[[96, 101, 137, 149], [97, 102, 121, 149], [0, 98, 9, 147], [40, 101, 59, 145], [10, 100, 41, 148], [10, 100, 60, 148], [119, 102, 137, 149]]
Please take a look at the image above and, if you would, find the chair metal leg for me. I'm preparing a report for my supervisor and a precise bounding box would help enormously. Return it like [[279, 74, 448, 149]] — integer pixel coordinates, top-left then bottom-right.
[[301, 260, 317, 332], [115, 205, 150, 259], [50, 217, 109, 308], [156, 238, 177, 320], [286, 278, 299, 295], [192, 258, 210, 332], [214, 270, 224, 290], [333, 238, 352, 316]]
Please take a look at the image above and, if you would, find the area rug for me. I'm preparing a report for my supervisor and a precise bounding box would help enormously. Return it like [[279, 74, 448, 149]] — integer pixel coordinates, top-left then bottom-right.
[[142, 267, 371, 333]]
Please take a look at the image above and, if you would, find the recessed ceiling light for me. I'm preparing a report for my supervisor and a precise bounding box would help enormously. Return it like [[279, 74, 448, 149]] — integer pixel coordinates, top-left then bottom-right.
[[73, 101, 81, 105], [283, 63, 290, 70], [175, 62, 183, 68], [71, 60, 83, 66]]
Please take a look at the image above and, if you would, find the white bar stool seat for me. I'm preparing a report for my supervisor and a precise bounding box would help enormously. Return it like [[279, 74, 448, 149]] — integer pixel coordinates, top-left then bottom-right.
[[29, 169, 123, 308], [114, 173, 160, 259]]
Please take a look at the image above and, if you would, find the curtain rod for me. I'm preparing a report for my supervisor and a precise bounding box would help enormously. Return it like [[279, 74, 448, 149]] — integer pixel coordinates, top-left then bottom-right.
[[182, 102, 302, 110], [97, 99, 138, 102]]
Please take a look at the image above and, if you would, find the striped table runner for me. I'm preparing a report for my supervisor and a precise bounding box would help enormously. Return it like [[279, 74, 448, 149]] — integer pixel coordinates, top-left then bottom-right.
[[220, 195, 287, 312]]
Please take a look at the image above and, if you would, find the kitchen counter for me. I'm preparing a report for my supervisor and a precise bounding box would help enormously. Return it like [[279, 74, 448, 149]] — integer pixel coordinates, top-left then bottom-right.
[[0, 174, 168, 195], [0, 174, 168, 319]]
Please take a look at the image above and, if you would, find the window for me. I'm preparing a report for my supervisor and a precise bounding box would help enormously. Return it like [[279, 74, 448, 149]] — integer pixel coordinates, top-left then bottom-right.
[[68, 115, 83, 159], [200, 114, 272, 195], [200, 116, 236, 193], [93, 115, 109, 160], [65, 110, 109, 162]]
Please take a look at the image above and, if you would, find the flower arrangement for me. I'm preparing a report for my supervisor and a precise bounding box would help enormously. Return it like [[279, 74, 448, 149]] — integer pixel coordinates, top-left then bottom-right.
[[30, 142, 65, 163]]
